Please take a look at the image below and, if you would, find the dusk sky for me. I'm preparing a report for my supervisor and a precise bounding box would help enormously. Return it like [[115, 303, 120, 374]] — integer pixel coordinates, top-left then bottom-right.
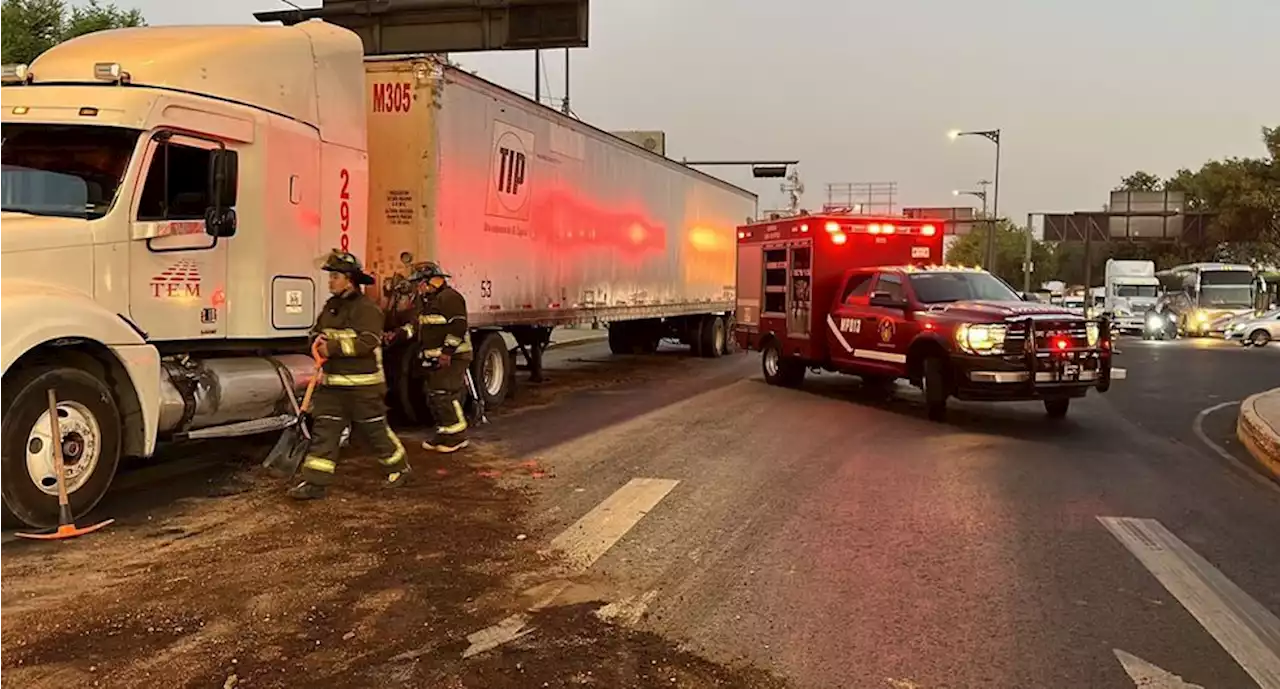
[[106, 0, 1278, 221]]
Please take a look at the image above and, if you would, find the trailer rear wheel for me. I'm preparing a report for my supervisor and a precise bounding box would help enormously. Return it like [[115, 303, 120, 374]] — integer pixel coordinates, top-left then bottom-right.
[[472, 332, 513, 407], [2, 366, 122, 529], [698, 316, 725, 359], [762, 340, 804, 388], [608, 322, 631, 355]]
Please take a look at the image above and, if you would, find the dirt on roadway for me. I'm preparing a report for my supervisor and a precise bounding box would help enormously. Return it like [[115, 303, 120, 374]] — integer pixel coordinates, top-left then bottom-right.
[[2, 350, 789, 689]]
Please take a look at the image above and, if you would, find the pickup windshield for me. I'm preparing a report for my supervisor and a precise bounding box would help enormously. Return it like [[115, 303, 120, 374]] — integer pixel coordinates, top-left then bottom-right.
[[908, 271, 1021, 304], [1, 124, 140, 219]]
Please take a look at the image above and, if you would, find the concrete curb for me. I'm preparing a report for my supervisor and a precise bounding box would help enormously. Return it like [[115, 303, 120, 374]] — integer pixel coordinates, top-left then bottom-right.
[[1237, 388, 1280, 481], [546, 333, 608, 351]]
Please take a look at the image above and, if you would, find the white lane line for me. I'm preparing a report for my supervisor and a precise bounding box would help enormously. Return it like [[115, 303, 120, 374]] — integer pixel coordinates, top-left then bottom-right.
[[1114, 649, 1204, 688], [461, 478, 680, 658], [547, 477, 680, 572], [1192, 401, 1280, 496], [1099, 517, 1280, 689], [1192, 397, 1244, 461]]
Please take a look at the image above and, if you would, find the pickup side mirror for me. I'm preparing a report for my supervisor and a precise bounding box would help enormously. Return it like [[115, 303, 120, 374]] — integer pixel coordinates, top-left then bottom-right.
[[205, 148, 239, 238], [869, 291, 907, 309]]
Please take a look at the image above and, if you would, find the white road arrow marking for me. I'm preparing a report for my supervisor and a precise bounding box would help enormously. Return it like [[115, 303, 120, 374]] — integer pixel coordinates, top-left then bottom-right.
[[595, 589, 659, 626], [547, 478, 680, 571], [1114, 649, 1204, 688], [460, 478, 680, 659], [1100, 517, 1280, 689]]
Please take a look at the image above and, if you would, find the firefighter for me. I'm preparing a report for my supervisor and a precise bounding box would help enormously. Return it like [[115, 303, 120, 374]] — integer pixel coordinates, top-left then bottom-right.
[[409, 262, 473, 453], [291, 249, 411, 499]]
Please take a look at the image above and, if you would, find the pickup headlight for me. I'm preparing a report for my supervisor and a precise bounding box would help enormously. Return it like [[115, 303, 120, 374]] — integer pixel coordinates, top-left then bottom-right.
[[1115, 307, 1131, 317], [1086, 322, 1100, 347], [956, 323, 1008, 354]]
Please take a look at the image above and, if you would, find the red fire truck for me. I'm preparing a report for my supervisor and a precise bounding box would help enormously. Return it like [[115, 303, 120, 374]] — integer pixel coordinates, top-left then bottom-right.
[[733, 213, 1120, 420]]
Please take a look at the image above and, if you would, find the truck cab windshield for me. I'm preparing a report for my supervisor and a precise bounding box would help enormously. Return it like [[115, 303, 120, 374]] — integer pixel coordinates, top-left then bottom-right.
[[1, 124, 139, 219], [908, 272, 1021, 304], [1116, 285, 1158, 298]]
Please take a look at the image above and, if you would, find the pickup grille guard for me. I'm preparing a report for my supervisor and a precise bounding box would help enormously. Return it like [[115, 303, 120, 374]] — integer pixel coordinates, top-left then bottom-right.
[[1008, 315, 1112, 389]]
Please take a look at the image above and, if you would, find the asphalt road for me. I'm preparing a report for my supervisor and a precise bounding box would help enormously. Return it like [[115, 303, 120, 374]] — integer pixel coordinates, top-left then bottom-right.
[[487, 337, 1280, 689]]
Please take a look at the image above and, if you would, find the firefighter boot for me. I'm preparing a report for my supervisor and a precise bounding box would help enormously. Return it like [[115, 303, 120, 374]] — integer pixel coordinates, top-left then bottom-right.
[[287, 481, 328, 500], [423, 437, 470, 453], [386, 465, 412, 489]]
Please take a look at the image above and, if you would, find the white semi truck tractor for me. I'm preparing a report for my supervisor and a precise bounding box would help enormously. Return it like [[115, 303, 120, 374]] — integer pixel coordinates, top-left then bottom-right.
[[0, 22, 755, 527]]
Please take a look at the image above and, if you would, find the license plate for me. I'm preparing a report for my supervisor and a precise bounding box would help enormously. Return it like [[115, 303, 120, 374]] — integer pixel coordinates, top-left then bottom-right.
[[1063, 363, 1081, 378]]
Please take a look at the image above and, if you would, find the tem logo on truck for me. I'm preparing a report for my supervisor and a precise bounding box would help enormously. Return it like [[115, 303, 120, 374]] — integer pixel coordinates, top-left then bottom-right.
[[150, 259, 202, 299], [486, 121, 534, 221]]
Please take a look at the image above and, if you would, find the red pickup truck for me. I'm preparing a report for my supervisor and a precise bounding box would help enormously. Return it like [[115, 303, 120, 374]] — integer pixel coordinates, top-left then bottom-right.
[[733, 213, 1121, 420]]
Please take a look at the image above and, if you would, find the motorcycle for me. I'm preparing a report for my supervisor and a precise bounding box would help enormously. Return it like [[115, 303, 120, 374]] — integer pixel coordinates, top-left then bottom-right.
[[1142, 310, 1177, 340]]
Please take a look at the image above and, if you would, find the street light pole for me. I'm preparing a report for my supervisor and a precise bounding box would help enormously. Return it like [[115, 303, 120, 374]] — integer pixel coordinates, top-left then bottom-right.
[[1024, 212, 1035, 294], [949, 128, 1002, 270], [953, 188, 988, 218]]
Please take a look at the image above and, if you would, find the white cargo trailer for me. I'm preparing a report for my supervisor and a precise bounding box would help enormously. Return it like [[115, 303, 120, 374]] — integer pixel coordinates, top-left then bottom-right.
[[363, 58, 757, 414], [0, 22, 754, 527]]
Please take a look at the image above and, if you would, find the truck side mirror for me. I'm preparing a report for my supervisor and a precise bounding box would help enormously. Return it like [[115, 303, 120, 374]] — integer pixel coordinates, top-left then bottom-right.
[[869, 291, 906, 309], [205, 207, 237, 237], [205, 149, 238, 238]]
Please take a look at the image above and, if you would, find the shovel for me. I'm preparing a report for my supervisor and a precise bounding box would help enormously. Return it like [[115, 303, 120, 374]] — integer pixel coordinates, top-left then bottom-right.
[[15, 390, 114, 540], [262, 364, 322, 478], [464, 368, 488, 426]]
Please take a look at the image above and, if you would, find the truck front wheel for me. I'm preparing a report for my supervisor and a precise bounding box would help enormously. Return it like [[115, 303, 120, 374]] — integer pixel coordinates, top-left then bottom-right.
[[921, 356, 948, 422], [1044, 397, 1071, 419], [1, 366, 122, 528]]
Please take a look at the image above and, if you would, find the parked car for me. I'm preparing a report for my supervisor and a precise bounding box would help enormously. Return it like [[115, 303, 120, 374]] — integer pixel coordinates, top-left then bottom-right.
[[1225, 309, 1280, 347]]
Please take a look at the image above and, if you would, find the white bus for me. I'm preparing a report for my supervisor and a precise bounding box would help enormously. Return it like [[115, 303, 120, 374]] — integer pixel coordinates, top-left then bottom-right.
[[1155, 263, 1267, 335]]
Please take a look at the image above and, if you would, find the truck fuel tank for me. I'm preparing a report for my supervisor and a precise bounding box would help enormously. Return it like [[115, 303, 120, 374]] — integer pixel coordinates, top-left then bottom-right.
[[157, 354, 316, 435]]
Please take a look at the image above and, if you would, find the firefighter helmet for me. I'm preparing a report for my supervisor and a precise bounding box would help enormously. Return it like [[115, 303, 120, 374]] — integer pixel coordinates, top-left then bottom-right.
[[408, 261, 450, 282], [319, 249, 375, 285]]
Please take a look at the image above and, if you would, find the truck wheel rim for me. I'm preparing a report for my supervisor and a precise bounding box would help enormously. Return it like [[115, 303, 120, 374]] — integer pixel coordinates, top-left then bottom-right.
[[764, 348, 780, 376], [483, 347, 506, 397], [25, 401, 101, 496], [714, 321, 726, 353]]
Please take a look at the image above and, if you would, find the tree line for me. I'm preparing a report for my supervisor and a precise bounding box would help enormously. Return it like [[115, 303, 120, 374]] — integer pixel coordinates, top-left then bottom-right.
[[2, 0, 143, 64], [948, 126, 1280, 288]]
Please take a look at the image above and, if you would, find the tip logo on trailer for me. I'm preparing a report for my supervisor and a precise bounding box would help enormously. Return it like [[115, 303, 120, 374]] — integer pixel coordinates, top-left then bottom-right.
[[487, 121, 534, 221]]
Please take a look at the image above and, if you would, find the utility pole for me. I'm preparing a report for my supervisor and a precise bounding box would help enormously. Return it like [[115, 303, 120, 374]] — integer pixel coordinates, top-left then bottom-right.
[[561, 48, 570, 115], [533, 49, 541, 103]]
